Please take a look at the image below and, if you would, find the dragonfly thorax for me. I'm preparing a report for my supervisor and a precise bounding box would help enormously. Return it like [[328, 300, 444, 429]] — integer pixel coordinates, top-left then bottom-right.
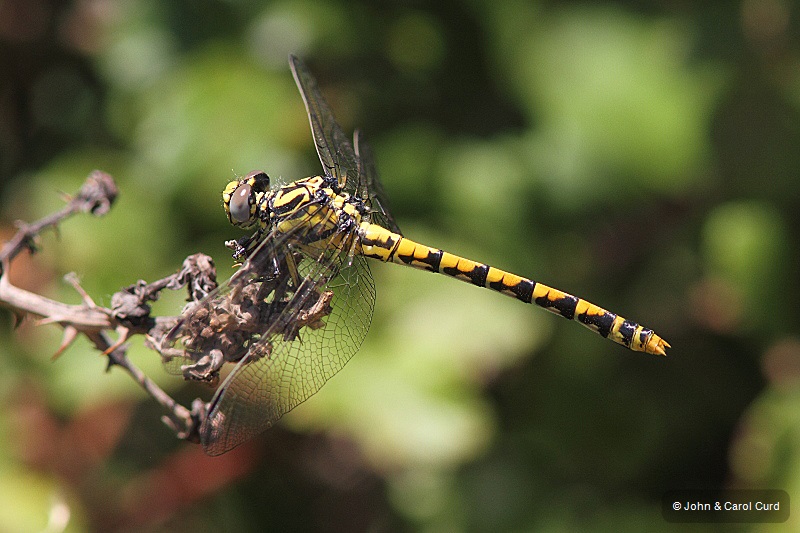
[[268, 176, 364, 246]]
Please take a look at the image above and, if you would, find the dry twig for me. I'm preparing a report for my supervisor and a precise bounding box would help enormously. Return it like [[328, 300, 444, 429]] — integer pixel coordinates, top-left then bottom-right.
[[0, 170, 210, 443]]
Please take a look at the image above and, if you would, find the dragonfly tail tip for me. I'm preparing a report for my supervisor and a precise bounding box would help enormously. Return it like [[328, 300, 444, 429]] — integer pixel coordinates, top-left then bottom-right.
[[654, 339, 670, 356]]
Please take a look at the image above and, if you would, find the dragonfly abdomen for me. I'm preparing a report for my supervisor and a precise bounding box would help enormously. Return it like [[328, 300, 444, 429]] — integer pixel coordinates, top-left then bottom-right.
[[359, 222, 669, 356]]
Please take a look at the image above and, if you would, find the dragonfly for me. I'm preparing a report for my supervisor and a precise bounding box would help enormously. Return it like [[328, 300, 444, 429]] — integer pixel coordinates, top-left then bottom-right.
[[160, 55, 670, 456]]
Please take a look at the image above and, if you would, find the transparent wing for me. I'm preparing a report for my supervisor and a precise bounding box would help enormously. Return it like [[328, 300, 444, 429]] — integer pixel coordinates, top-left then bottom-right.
[[201, 249, 374, 455], [160, 221, 374, 456], [290, 55, 359, 193], [354, 129, 402, 235]]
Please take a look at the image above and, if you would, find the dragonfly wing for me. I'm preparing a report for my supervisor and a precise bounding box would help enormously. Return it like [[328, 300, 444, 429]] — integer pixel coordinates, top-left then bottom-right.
[[199, 239, 375, 455], [290, 55, 359, 192], [354, 129, 402, 235]]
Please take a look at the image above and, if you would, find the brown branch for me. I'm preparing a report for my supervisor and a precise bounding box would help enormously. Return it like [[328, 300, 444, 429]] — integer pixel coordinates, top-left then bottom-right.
[[0, 170, 211, 445], [0, 170, 118, 269]]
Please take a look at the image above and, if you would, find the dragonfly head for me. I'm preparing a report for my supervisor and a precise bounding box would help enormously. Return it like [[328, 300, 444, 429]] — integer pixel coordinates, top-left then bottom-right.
[[223, 171, 271, 229]]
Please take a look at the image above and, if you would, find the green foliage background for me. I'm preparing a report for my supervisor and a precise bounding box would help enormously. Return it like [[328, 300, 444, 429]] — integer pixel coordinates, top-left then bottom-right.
[[1, 0, 799, 531]]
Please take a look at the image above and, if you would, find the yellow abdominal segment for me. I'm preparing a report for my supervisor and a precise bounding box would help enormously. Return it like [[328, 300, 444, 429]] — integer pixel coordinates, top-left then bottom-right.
[[358, 222, 669, 356]]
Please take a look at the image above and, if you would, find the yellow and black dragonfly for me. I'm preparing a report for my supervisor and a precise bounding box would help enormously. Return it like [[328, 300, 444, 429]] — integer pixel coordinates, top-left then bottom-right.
[[161, 55, 669, 455]]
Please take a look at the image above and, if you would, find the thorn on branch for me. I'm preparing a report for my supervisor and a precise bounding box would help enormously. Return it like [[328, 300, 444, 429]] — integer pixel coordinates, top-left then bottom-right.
[[64, 272, 98, 308], [53, 326, 80, 360]]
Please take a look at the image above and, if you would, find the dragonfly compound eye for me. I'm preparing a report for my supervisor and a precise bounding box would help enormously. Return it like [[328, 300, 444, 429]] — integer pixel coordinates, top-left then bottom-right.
[[228, 181, 253, 225]]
